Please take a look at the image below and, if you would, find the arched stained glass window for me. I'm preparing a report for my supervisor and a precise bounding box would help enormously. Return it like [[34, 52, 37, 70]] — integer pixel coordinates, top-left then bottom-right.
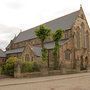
[[76, 31, 80, 49], [86, 31, 89, 49], [64, 49, 71, 60], [81, 23, 85, 48]]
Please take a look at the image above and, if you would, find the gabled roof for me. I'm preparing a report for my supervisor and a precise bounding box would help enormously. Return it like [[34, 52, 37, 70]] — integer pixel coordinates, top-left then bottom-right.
[[6, 36, 17, 49], [31, 39, 70, 56], [0, 49, 6, 57], [14, 10, 79, 43], [5, 48, 24, 54], [6, 39, 69, 56], [31, 46, 41, 57]]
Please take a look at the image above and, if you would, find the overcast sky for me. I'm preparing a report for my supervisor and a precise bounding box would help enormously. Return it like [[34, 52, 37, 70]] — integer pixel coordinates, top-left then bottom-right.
[[0, 0, 90, 50]]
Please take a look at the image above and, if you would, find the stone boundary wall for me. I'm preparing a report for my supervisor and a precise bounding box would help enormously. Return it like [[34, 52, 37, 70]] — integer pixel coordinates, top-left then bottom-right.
[[20, 72, 41, 78], [14, 60, 89, 78], [14, 69, 88, 78]]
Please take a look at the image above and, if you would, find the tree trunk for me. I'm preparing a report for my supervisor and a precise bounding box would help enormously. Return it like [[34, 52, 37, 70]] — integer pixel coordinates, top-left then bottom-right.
[[41, 40, 48, 71], [47, 50, 49, 68], [41, 40, 44, 49], [53, 42, 60, 70]]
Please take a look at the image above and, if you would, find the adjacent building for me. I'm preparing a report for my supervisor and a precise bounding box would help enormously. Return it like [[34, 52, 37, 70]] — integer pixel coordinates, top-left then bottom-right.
[[0, 49, 6, 63]]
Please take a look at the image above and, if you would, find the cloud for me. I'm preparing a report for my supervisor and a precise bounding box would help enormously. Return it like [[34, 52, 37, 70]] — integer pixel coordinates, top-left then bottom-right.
[[0, 40, 9, 51], [0, 24, 20, 50], [4, 0, 24, 9], [0, 24, 20, 33], [0, 0, 90, 50]]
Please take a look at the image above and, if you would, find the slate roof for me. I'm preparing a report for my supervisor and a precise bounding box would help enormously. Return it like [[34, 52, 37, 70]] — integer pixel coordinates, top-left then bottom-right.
[[31, 46, 41, 57], [43, 39, 69, 49], [6, 48, 24, 54], [6, 36, 17, 49], [14, 10, 79, 43], [31, 39, 70, 56], [6, 39, 69, 56], [0, 49, 6, 57]]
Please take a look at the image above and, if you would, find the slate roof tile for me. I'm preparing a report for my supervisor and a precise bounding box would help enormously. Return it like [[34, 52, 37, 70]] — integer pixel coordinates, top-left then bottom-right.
[[14, 10, 79, 43]]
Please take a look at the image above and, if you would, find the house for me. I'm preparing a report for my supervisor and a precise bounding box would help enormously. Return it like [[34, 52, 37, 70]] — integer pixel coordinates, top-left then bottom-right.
[[6, 6, 90, 70], [0, 49, 6, 63]]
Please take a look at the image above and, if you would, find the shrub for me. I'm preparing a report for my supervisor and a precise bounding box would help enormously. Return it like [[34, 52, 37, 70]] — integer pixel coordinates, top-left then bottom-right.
[[33, 62, 40, 72], [21, 61, 33, 73], [3, 57, 17, 76], [0, 62, 5, 75], [21, 61, 40, 73], [0, 67, 2, 75]]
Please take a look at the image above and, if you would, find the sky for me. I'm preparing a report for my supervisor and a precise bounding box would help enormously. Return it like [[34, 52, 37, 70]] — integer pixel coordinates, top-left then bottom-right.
[[0, 0, 90, 50]]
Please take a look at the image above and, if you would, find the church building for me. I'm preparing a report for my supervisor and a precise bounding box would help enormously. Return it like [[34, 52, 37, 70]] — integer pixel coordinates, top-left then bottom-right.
[[6, 6, 90, 70]]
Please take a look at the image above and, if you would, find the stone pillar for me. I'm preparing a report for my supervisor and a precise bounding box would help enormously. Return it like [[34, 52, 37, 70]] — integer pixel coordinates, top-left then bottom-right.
[[87, 52, 90, 71], [60, 61, 66, 74], [76, 59, 80, 72], [14, 60, 21, 78], [85, 56, 89, 72], [0, 67, 2, 75], [40, 61, 48, 76]]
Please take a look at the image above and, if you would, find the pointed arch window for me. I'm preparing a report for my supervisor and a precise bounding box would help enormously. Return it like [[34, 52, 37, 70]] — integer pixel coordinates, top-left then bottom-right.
[[64, 50, 71, 60], [81, 23, 85, 48], [25, 54, 30, 61], [86, 31, 89, 49], [76, 31, 80, 49], [81, 14, 84, 19]]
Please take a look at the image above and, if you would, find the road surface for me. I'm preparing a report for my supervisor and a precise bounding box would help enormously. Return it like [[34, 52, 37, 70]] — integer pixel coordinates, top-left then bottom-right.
[[0, 72, 90, 90]]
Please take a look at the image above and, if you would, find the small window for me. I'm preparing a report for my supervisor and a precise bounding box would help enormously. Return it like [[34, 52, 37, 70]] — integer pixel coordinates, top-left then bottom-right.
[[65, 33, 67, 38], [31, 57, 33, 61], [25, 54, 30, 61], [64, 50, 71, 60], [81, 14, 84, 19]]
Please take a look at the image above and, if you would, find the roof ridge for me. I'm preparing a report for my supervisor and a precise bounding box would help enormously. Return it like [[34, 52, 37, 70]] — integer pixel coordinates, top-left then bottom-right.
[[0, 49, 4, 52], [14, 9, 80, 43], [22, 10, 79, 33]]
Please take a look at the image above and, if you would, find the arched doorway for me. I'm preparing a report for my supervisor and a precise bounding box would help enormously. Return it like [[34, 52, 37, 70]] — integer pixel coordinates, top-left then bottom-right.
[[84, 56, 88, 70], [80, 55, 84, 70], [80, 56, 88, 70]]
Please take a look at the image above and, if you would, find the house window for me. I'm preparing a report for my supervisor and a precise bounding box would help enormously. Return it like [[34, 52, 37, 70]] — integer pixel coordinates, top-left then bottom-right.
[[64, 50, 71, 60], [25, 54, 30, 61]]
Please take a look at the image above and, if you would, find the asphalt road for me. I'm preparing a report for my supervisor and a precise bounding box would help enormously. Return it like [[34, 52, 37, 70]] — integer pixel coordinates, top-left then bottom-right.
[[0, 73, 90, 90]]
